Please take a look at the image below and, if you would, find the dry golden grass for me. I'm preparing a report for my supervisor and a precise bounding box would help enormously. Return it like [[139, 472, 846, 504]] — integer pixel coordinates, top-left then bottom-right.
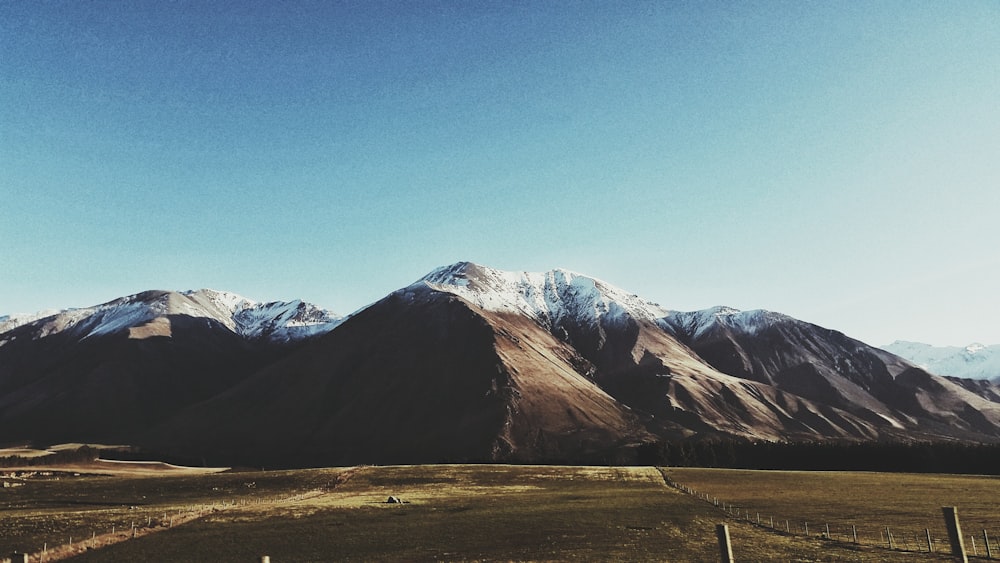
[[3, 464, 993, 562], [668, 467, 1000, 558]]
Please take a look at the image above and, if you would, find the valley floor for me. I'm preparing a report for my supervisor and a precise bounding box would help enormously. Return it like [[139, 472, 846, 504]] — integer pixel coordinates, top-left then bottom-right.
[[1, 464, 992, 561]]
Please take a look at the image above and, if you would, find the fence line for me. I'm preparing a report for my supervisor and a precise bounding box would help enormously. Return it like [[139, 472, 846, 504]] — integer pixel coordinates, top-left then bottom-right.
[[5, 484, 344, 563], [660, 469, 995, 560]]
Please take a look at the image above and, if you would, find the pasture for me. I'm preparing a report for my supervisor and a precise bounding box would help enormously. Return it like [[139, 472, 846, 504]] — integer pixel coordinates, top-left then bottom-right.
[[1, 464, 995, 561]]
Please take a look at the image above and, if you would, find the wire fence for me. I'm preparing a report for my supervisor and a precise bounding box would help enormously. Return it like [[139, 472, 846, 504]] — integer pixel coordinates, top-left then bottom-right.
[[661, 469, 997, 560]]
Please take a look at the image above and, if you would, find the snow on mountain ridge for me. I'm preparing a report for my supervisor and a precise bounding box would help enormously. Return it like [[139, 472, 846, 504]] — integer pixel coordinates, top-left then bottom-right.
[[660, 306, 791, 339], [234, 299, 344, 342], [884, 340, 1000, 380], [415, 261, 670, 328], [0, 289, 343, 343], [0, 309, 66, 334]]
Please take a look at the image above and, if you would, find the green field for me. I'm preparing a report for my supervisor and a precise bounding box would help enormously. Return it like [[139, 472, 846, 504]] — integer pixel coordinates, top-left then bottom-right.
[[2, 464, 995, 561]]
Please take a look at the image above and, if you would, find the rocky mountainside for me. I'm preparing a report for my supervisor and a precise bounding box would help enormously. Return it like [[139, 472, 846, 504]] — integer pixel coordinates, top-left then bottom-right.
[[3, 262, 1000, 466]]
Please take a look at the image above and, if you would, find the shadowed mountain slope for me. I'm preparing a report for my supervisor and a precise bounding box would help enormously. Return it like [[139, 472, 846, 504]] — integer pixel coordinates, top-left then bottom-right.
[[0, 290, 337, 446], [3, 262, 1000, 467], [147, 286, 650, 467]]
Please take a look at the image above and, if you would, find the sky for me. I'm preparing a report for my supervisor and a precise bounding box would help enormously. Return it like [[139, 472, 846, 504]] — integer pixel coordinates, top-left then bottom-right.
[[2, 1, 999, 347]]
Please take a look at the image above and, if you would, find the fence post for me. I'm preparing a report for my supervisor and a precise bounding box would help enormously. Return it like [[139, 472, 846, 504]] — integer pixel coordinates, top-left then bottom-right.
[[985, 530, 992, 559], [927, 528, 933, 553], [261, 556, 271, 563], [852, 525, 858, 544], [716, 524, 734, 563], [942, 506, 968, 563], [885, 527, 893, 549]]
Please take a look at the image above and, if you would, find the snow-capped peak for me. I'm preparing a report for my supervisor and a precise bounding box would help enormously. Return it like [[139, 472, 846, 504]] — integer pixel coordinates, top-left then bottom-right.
[[182, 289, 256, 315], [413, 261, 670, 328], [661, 306, 788, 339], [0, 289, 344, 344], [883, 340, 1000, 380]]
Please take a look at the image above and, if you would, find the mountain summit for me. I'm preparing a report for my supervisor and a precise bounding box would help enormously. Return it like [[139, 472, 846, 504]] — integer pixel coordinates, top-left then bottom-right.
[[414, 261, 669, 326]]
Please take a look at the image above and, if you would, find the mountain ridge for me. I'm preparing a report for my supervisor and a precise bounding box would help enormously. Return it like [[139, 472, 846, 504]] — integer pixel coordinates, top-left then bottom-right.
[[0, 289, 343, 345], [884, 340, 1000, 381], [3, 261, 1000, 466]]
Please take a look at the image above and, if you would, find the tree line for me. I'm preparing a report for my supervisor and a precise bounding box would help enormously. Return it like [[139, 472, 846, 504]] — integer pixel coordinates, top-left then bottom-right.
[[636, 440, 1000, 474], [0, 445, 100, 468]]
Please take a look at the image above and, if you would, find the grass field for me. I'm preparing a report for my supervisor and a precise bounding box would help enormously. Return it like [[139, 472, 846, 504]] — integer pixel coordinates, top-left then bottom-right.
[[1, 464, 994, 561], [667, 467, 1000, 558]]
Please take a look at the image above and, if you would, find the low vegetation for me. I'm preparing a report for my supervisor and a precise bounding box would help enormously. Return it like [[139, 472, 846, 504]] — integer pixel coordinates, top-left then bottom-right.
[[2, 463, 993, 561], [668, 467, 1000, 555]]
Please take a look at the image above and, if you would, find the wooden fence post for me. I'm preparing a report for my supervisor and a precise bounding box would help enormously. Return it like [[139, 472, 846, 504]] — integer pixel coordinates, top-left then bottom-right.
[[852, 525, 857, 544], [984, 530, 992, 559], [716, 524, 734, 563], [927, 528, 933, 553], [942, 506, 968, 563]]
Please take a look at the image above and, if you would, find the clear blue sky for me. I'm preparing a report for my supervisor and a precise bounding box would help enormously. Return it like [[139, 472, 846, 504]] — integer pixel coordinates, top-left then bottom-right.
[[2, 1, 999, 347]]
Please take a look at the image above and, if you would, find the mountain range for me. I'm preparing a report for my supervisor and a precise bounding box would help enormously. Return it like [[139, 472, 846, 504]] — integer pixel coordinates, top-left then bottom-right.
[[884, 341, 1000, 382], [2, 262, 999, 467]]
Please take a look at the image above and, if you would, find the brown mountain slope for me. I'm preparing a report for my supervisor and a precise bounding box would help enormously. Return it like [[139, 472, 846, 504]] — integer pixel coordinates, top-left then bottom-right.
[[146, 288, 650, 467], [661, 308, 1000, 441], [512, 306, 885, 442], [0, 313, 266, 445]]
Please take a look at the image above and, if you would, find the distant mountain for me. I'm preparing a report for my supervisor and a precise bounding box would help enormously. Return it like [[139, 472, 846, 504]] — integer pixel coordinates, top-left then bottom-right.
[[0, 289, 342, 344], [0, 290, 341, 446], [884, 341, 1000, 381], [3, 262, 1000, 467]]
